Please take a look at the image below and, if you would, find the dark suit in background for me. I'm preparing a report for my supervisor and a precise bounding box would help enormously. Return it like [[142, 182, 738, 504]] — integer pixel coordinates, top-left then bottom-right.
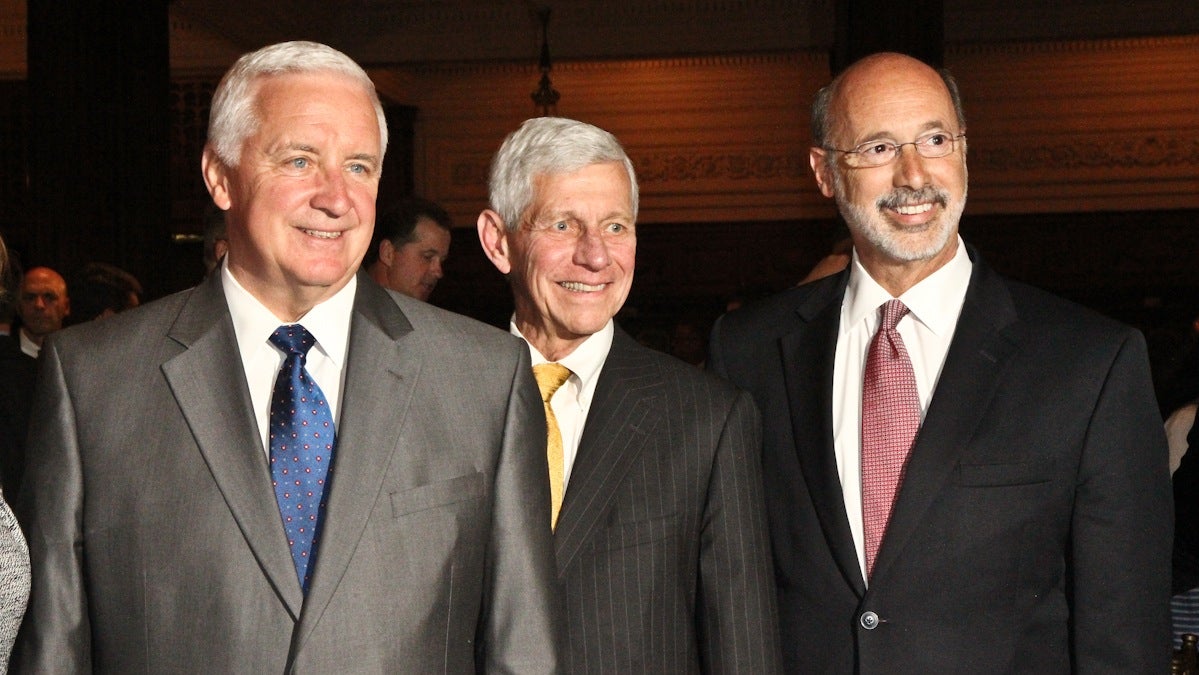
[[1173, 411, 1199, 594], [478, 116, 781, 674], [0, 333, 34, 499]]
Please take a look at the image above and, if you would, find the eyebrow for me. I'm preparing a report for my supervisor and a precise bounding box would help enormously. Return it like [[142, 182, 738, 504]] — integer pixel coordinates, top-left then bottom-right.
[[277, 144, 379, 165], [856, 120, 953, 143], [543, 209, 633, 223], [346, 152, 380, 165]]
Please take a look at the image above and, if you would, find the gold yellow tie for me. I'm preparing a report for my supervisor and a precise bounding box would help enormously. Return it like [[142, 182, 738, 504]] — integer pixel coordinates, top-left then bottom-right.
[[532, 362, 572, 530]]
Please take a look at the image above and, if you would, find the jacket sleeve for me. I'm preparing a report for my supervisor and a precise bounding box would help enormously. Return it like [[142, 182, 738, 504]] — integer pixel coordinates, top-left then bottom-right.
[[14, 339, 92, 673], [698, 389, 784, 673], [1070, 329, 1173, 672], [477, 345, 563, 673]]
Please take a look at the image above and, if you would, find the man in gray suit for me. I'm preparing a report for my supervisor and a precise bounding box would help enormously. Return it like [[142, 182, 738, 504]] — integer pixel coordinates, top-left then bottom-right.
[[17, 41, 560, 673], [477, 117, 781, 674]]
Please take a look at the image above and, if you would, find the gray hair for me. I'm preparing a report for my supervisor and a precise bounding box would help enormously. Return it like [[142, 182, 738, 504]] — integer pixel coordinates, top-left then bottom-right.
[[207, 41, 388, 167], [488, 117, 638, 231], [810, 61, 966, 148]]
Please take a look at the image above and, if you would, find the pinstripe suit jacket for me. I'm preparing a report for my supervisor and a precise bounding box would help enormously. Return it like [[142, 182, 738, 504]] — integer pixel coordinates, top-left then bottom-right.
[[552, 327, 782, 674]]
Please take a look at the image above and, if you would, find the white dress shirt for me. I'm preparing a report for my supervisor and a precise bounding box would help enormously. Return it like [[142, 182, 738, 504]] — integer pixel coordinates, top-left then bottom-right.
[[832, 237, 972, 582], [512, 319, 613, 489], [17, 331, 38, 359], [222, 262, 355, 455]]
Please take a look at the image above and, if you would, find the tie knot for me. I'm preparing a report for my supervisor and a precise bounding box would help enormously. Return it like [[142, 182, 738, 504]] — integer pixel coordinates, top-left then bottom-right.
[[270, 324, 318, 359], [533, 362, 572, 403], [879, 299, 910, 332]]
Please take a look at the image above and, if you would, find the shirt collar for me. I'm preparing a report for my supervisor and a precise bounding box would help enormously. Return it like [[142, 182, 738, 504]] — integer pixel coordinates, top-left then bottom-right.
[[222, 260, 356, 366], [511, 318, 613, 406], [843, 235, 972, 336]]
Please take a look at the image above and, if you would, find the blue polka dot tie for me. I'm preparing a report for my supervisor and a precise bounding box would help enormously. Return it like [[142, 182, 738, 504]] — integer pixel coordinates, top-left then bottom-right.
[[268, 324, 336, 593]]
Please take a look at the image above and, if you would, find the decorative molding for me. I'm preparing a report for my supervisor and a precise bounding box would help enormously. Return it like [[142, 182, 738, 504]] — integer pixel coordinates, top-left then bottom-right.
[[636, 150, 807, 183], [973, 133, 1199, 172], [949, 33, 1199, 56], [406, 51, 813, 77], [448, 148, 806, 191]]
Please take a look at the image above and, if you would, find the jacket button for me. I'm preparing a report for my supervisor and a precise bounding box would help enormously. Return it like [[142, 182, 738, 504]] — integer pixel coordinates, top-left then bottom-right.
[[860, 611, 880, 630]]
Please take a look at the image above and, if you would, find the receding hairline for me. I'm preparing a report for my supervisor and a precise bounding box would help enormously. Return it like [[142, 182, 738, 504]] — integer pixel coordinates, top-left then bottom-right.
[[812, 52, 966, 148]]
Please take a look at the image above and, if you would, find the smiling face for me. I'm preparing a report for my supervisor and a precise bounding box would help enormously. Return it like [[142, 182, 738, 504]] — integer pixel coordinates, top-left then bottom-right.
[[809, 53, 968, 282], [478, 161, 636, 360], [203, 70, 382, 321]]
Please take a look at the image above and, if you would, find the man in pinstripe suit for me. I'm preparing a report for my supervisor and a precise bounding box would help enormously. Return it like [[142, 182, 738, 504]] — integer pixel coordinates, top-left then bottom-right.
[[477, 117, 782, 674]]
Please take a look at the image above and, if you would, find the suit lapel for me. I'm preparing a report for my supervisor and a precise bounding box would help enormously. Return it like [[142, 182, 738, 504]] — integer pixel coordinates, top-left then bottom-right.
[[869, 255, 1021, 583], [294, 278, 417, 643], [161, 273, 305, 618], [554, 329, 661, 573], [781, 274, 868, 594]]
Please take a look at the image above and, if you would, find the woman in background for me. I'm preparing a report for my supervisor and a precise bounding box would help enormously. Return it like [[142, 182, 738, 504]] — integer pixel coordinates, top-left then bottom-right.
[[0, 232, 30, 669]]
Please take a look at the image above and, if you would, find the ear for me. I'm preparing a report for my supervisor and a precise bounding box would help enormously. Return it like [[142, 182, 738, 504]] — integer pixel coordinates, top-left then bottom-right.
[[378, 239, 396, 267], [477, 209, 513, 275], [202, 145, 233, 211], [809, 147, 836, 199]]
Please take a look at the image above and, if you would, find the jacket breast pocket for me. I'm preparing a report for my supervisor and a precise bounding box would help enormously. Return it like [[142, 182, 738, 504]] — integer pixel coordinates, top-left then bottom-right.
[[956, 459, 1053, 487], [389, 472, 486, 518]]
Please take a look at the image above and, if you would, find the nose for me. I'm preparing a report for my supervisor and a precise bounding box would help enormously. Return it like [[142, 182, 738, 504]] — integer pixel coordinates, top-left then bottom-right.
[[892, 143, 929, 190], [573, 227, 611, 271], [430, 258, 444, 279], [310, 167, 352, 217]]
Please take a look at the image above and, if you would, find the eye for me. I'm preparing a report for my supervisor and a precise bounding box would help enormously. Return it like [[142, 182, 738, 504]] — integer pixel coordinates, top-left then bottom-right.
[[859, 142, 894, 157], [606, 222, 626, 234], [288, 157, 310, 170], [551, 221, 569, 232], [922, 132, 950, 147], [348, 162, 370, 175]]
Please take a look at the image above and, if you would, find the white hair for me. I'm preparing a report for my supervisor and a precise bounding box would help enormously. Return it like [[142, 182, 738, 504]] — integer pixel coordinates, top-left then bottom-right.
[[207, 41, 388, 167], [488, 117, 638, 230]]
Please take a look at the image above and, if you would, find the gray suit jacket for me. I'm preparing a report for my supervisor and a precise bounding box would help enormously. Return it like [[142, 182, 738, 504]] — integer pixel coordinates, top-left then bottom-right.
[[709, 247, 1172, 673], [16, 272, 561, 673], [553, 328, 782, 674]]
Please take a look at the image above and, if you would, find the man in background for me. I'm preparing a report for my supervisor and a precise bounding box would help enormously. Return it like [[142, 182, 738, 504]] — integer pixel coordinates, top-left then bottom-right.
[[478, 116, 780, 673], [15, 266, 68, 358], [202, 207, 229, 275], [67, 262, 143, 323], [709, 52, 1171, 672], [366, 196, 451, 302]]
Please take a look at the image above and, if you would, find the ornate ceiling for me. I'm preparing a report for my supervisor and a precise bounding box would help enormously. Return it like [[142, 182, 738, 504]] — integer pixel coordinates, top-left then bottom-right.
[[2, 0, 1198, 78]]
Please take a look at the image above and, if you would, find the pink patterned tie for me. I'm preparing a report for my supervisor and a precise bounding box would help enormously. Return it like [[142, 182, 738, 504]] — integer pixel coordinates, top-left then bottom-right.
[[861, 299, 921, 579]]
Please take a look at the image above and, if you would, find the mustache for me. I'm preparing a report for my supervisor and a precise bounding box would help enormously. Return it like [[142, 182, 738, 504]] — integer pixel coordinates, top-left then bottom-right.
[[876, 186, 948, 210]]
